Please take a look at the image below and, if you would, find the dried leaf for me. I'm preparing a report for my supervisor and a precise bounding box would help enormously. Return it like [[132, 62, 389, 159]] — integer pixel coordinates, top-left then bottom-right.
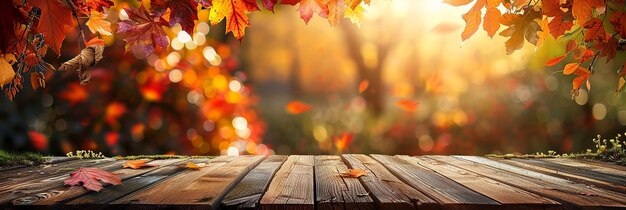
[[58, 44, 104, 85], [340, 169, 366, 177], [64, 168, 121, 192], [123, 159, 157, 169]]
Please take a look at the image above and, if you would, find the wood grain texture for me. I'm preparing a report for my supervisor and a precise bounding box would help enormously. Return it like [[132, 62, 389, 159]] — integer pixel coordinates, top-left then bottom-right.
[[400, 155, 560, 209], [0, 158, 119, 204], [221, 155, 288, 210], [10, 159, 184, 206], [499, 158, 626, 194], [370, 154, 500, 209], [456, 156, 626, 208], [260, 155, 315, 210], [520, 158, 626, 187], [314, 155, 375, 210], [341, 154, 436, 210], [111, 156, 265, 209], [65, 159, 208, 207], [0, 157, 77, 172]]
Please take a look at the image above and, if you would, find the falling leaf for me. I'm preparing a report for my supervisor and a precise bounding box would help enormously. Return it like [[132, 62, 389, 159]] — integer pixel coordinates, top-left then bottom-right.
[[340, 169, 366, 177], [180, 162, 206, 170], [27, 130, 48, 151], [395, 99, 419, 112], [64, 168, 121, 192], [334, 132, 353, 152], [57, 44, 104, 85], [123, 159, 157, 169], [358, 80, 369, 94], [86, 11, 112, 36], [26, 0, 75, 55], [0, 54, 16, 87], [286, 100, 312, 114]]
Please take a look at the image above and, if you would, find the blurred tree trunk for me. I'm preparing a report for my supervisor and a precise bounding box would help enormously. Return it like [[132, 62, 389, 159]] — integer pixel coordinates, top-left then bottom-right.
[[340, 22, 391, 116], [288, 49, 302, 97]]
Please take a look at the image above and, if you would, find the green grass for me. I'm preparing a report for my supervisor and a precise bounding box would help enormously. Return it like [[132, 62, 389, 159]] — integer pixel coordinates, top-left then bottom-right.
[[0, 150, 46, 167], [488, 133, 626, 166]]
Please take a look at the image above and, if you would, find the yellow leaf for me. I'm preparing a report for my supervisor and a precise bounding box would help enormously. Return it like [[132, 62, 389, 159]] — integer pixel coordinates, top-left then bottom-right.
[[123, 159, 157, 169], [181, 162, 206, 170], [0, 54, 16, 87], [563, 63, 580, 75], [340, 169, 367, 177], [344, 4, 366, 28], [85, 11, 112, 36], [209, 0, 229, 26]]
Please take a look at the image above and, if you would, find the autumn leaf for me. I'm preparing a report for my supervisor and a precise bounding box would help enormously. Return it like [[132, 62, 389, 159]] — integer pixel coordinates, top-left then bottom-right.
[[27, 0, 75, 55], [571, 66, 591, 91], [572, 0, 604, 25], [283, 0, 329, 24], [59, 83, 88, 105], [482, 8, 500, 38], [0, 1, 27, 54], [86, 11, 112, 36], [262, 0, 278, 11], [334, 132, 353, 152], [123, 159, 157, 169], [340, 169, 366, 178], [286, 100, 312, 114], [344, 4, 365, 28], [395, 99, 419, 112], [545, 55, 566, 67], [583, 18, 605, 42], [0, 54, 16, 87], [548, 14, 573, 39], [117, 6, 169, 55], [180, 162, 206, 170], [210, 0, 260, 40], [498, 10, 542, 54], [326, 0, 347, 26], [64, 168, 121, 192], [27, 130, 48, 151], [151, 0, 198, 34], [85, 0, 114, 13], [461, 0, 485, 41], [575, 49, 594, 62], [610, 12, 626, 38], [58, 44, 104, 85], [563, 63, 580, 75], [358, 80, 369, 94]]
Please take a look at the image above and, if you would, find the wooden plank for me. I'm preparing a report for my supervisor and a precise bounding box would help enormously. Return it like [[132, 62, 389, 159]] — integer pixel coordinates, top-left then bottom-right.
[[500, 158, 626, 193], [457, 156, 626, 208], [10, 159, 184, 206], [314, 155, 375, 210], [221, 155, 288, 210], [399, 155, 560, 209], [110, 155, 265, 209], [576, 158, 626, 172], [0, 157, 77, 172], [260, 155, 315, 210], [370, 154, 500, 209], [341, 154, 437, 210], [0, 158, 119, 204], [539, 158, 626, 181], [65, 159, 210, 207]]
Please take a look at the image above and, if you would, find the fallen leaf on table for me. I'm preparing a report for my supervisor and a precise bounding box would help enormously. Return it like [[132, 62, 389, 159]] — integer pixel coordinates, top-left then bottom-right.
[[180, 162, 206, 170], [340, 169, 367, 178], [123, 159, 157, 169], [64, 168, 121, 191], [285, 100, 312, 114]]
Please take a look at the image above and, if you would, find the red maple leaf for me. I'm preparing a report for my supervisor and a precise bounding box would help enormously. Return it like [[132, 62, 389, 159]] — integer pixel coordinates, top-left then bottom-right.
[[117, 6, 169, 56], [27, 0, 75, 55], [151, 0, 198, 34], [64, 168, 121, 191]]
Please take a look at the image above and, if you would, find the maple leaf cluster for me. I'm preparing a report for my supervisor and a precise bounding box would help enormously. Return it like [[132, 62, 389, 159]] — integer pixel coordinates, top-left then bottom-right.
[[0, 0, 371, 100], [448, 0, 626, 98]]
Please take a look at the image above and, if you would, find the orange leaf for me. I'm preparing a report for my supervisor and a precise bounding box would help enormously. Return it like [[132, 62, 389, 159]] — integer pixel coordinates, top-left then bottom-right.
[[334, 132, 354, 152], [64, 168, 121, 191], [340, 169, 367, 178], [358, 80, 369, 94], [461, 0, 485, 41], [286, 101, 312, 114], [85, 37, 105, 46], [575, 49, 594, 62], [483, 7, 501, 38], [395, 99, 419, 112], [181, 162, 206, 170], [123, 159, 157, 169], [26, 0, 75, 55], [563, 63, 580, 75], [545, 55, 566, 66], [27, 130, 48, 151]]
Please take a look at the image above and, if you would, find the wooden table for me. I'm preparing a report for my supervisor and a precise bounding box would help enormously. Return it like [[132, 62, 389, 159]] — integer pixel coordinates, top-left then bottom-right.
[[1, 155, 625, 209]]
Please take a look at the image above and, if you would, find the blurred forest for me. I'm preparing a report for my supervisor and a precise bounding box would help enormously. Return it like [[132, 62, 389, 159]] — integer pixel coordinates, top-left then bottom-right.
[[1, 0, 626, 156]]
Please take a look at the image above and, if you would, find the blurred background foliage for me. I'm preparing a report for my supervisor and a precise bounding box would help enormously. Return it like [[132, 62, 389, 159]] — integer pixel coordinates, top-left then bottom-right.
[[1, 0, 626, 156]]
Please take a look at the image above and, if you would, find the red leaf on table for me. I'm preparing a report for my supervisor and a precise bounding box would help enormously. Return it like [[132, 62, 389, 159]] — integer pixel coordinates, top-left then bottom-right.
[[117, 6, 169, 56], [27, 0, 74, 55], [64, 168, 121, 192], [123, 160, 157, 169]]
